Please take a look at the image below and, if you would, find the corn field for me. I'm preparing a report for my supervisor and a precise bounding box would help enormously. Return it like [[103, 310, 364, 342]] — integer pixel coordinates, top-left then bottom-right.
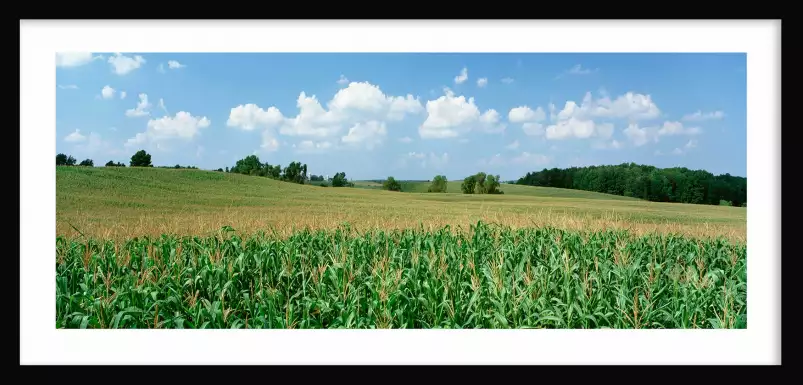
[[56, 222, 746, 329]]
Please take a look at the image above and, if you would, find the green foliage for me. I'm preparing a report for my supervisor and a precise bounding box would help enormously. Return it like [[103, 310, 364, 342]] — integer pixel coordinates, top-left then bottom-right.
[[57, 153, 77, 166], [517, 163, 746, 207], [55, 222, 746, 329], [216, 168, 224, 172], [309, 175, 325, 182], [78, 159, 94, 167], [229, 155, 305, 183], [105, 161, 126, 167], [485, 174, 503, 194], [719, 200, 732, 207], [230, 155, 262, 175], [282, 162, 308, 184], [382, 176, 402, 192], [130, 150, 153, 168], [427, 175, 448, 193], [461, 172, 503, 194], [461, 176, 476, 194], [331, 172, 353, 187]]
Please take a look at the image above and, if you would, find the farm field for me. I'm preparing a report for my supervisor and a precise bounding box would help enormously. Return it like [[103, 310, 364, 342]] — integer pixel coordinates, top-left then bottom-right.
[[355, 179, 644, 201], [57, 167, 746, 241], [55, 166, 747, 329]]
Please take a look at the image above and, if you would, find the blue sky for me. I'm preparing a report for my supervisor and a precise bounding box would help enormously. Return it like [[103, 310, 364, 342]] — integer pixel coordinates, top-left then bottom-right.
[[56, 52, 746, 180]]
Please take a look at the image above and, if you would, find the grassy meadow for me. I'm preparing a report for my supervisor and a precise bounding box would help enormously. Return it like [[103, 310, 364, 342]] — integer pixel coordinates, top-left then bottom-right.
[[56, 166, 747, 328]]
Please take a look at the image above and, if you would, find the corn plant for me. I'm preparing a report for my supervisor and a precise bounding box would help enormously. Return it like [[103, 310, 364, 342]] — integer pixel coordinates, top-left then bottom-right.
[[55, 221, 746, 329]]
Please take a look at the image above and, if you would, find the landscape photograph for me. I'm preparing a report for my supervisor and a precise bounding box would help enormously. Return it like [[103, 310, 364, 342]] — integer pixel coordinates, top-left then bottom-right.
[[52, 51, 748, 330]]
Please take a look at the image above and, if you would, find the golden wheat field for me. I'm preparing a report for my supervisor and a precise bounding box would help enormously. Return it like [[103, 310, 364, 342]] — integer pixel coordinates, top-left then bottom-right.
[[56, 166, 746, 242]]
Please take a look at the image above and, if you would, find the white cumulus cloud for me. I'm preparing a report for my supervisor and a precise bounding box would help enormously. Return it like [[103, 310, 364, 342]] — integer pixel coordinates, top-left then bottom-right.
[[478, 109, 506, 133], [125, 93, 152, 117], [167, 60, 186, 69], [508, 106, 546, 123], [419, 88, 500, 139], [545, 118, 596, 140], [328, 81, 423, 121], [126, 111, 210, 148], [341, 120, 387, 149], [108, 53, 146, 75], [337, 75, 349, 85], [227, 104, 283, 131], [556, 91, 661, 122], [228, 81, 424, 149], [280, 92, 343, 137], [101, 85, 115, 99], [477, 78, 488, 88]]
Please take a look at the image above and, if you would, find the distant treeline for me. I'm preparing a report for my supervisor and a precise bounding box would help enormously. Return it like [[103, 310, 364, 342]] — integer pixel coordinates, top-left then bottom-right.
[[58, 150, 746, 206], [58, 150, 154, 168], [226, 154, 354, 187], [516, 163, 746, 207]]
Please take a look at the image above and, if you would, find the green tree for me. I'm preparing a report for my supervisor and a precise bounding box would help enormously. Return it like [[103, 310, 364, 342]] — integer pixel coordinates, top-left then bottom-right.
[[383, 176, 402, 192], [79, 159, 94, 167], [231, 155, 262, 175], [332, 172, 348, 187], [474, 172, 487, 194], [461, 175, 476, 194], [130, 150, 153, 167], [428, 175, 448, 192], [269, 164, 282, 179], [485, 174, 503, 194], [515, 162, 745, 207], [56, 153, 68, 166], [282, 161, 307, 184]]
